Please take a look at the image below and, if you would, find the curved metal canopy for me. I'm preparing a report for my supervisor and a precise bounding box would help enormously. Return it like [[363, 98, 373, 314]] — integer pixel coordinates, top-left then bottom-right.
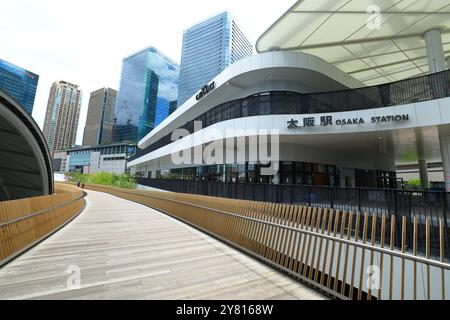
[[256, 0, 450, 86], [0, 90, 53, 201]]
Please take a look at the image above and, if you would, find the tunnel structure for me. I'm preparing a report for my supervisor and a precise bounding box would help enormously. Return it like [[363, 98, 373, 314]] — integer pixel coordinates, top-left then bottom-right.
[[0, 90, 53, 201]]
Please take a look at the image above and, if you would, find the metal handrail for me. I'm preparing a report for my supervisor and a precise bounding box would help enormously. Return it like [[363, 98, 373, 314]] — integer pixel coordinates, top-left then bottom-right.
[[112, 188, 450, 270], [85, 184, 449, 299], [138, 178, 450, 194], [0, 192, 86, 228]]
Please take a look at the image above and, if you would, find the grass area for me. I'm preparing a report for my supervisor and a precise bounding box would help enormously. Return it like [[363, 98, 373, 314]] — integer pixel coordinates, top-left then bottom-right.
[[64, 172, 137, 189]]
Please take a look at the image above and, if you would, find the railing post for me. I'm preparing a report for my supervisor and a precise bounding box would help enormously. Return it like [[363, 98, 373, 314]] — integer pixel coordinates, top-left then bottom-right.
[[357, 188, 361, 214], [308, 186, 311, 207], [290, 184, 294, 204], [442, 192, 450, 259], [330, 187, 334, 209]]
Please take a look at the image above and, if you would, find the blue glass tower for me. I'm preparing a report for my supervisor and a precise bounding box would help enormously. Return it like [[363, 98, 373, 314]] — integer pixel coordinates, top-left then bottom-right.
[[113, 47, 179, 143], [177, 11, 253, 106], [0, 58, 39, 115]]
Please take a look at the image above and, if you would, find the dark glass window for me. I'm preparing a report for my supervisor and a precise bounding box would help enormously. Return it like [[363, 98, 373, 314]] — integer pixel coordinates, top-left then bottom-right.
[[271, 93, 288, 114], [222, 103, 230, 121], [216, 105, 222, 123], [242, 99, 249, 117], [259, 94, 270, 115], [230, 100, 241, 119]]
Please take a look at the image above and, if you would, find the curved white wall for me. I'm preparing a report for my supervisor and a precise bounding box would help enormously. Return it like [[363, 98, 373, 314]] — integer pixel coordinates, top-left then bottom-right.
[[139, 51, 364, 149], [128, 96, 450, 169]]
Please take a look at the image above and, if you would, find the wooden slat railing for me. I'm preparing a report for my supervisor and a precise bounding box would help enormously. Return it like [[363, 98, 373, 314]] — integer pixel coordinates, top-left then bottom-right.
[[0, 183, 86, 266], [84, 184, 450, 300]]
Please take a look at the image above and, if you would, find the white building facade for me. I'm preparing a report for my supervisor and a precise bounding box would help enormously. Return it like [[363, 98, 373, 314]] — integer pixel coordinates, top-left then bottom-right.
[[63, 143, 137, 175], [129, 1, 450, 192]]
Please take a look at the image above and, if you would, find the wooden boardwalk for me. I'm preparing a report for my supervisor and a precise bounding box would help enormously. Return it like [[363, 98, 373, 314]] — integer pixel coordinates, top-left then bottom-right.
[[0, 190, 326, 300]]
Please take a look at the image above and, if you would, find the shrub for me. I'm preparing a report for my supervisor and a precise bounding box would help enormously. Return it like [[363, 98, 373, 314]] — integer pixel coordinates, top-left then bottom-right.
[[63, 172, 137, 189], [407, 179, 422, 186]]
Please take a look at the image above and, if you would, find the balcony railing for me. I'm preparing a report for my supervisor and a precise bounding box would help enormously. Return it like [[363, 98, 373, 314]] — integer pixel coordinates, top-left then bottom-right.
[[137, 178, 450, 260], [84, 184, 450, 300]]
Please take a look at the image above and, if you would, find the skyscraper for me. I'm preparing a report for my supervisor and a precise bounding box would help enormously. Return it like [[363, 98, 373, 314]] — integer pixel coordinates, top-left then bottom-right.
[[82, 87, 117, 146], [43, 81, 82, 156], [0, 58, 39, 115], [177, 11, 253, 106], [113, 46, 179, 143]]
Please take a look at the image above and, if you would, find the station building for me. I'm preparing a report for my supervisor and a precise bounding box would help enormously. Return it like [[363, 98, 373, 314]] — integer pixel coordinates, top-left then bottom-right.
[[128, 0, 450, 192]]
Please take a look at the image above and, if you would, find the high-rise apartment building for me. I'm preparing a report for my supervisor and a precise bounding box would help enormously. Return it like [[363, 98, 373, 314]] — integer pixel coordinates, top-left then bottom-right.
[[43, 81, 82, 156], [0, 58, 39, 115], [177, 11, 253, 106], [82, 87, 117, 146], [113, 46, 179, 143]]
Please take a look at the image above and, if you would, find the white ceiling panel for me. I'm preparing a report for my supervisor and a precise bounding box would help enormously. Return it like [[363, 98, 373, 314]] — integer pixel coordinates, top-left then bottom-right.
[[257, 0, 450, 86]]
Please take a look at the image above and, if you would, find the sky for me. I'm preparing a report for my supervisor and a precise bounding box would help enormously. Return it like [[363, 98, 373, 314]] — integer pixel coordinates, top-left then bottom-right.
[[0, 0, 296, 145]]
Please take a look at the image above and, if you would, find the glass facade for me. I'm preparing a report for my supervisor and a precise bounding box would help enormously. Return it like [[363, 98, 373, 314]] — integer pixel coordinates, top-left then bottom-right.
[[137, 162, 396, 189], [67, 144, 137, 172], [0, 58, 39, 115], [113, 47, 179, 143], [177, 11, 253, 106], [83, 88, 117, 146], [138, 161, 340, 187]]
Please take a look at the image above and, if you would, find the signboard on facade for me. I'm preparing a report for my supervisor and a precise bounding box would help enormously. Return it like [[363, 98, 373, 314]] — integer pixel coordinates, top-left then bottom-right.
[[196, 82, 216, 101], [287, 114, 410, 128]]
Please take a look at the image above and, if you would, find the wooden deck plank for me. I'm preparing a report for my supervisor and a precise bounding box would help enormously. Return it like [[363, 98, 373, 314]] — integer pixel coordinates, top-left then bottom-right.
[[0, 190, 327, 300]]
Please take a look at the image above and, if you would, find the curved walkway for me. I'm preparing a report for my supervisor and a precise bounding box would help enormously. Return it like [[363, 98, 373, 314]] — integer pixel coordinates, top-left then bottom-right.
[[0, 190, 326, 300]]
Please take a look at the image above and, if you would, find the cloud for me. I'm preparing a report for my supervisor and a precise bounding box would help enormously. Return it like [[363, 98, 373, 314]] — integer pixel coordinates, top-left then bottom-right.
[[2, 0, 296, 145]]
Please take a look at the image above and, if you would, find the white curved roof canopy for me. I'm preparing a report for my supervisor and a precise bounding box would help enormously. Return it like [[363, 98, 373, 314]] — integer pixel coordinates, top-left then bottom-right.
[[138, 51, 363, 149], [256, 0, 450, 86]]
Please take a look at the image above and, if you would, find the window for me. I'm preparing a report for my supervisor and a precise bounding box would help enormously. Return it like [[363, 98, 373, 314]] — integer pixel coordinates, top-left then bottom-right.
[[242, 99, 249, 117], [215, 105, 222, 123], [230, 100, 241, 119], [259, 94, 270, 115]]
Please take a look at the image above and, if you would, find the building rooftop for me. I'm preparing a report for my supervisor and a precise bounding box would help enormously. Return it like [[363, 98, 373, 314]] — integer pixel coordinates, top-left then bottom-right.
[[65, 142, 137, 152]]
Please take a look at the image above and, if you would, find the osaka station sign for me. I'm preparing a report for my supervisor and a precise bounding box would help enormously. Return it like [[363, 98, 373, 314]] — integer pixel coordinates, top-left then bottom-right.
[[287, 114, 410, 129]]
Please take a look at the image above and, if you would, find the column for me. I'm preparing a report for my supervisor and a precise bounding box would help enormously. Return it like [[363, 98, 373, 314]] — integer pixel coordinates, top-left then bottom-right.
[[418, 160, 429, 190], [439, 135, 450, 192], [416, 130, 429, 190], [446, 56, 450, 70], [273, 172, 280, 185], [425, 29, 446, 73]]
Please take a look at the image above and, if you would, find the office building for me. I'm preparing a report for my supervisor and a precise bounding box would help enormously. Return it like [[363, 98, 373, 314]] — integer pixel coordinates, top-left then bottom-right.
[[0, 58, 39, 115], [83, 87, 117, 146], [52, 151, 68, 173], [169, 100, 178, 115], [113, 47, 179, 143], [64, 143, 136, 174], [177, 11, 253, 106], [43, 81, 82, 156]]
